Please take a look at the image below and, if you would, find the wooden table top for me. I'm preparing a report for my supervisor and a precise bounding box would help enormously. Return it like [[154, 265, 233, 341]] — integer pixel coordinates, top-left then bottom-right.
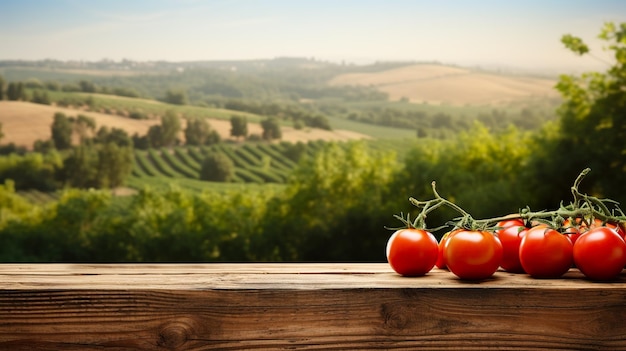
[[0, 263, 624, 290], [1, 264, 625, 350]]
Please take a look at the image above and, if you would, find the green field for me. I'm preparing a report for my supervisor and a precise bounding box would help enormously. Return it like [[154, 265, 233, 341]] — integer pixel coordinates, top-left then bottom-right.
[[126, 138, 412, 192]]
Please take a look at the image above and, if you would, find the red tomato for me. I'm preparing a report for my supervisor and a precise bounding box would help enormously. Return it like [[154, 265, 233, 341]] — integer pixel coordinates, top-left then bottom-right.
[[563, 217, 625, 244], [435, 229, 460, 269], [573, 227, 626, 280], [519, 226, 573, 278], [444, 230, 503, 280], [386, 228, 438, 276], [495, 219, 528, 273]]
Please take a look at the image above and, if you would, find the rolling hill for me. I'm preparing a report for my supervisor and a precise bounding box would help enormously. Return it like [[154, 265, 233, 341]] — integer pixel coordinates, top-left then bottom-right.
[[327, 64, 559, 106], [0, 101, 369, 149]]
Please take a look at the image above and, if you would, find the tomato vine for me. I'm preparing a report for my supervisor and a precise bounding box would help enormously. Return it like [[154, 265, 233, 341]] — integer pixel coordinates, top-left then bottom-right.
[[403, 168, 625, 233]]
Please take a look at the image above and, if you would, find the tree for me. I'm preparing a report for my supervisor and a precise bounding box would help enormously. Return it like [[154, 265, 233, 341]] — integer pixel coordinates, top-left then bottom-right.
[[0, 122, 3, 143], [51, 112, 73, 150], [530, 22, 626, 207], [63, 143, 134, 189], [200, 152, 235, 182], [161, 110, 181, 146], [33, 139, 55, 153], [62, 146, 99, 188], [164, 89, 188, 105], [31, 90, 51, 105], [256, 142, 399, 261], [0, 75, 4, 100], [132, 132, 150, 150], [96, 143, 134, 188], [72, 114, 97, 145], [185, 118, 212, 146], [146, 111, 181, 148], [147, 125, 163, 148], [230, 115, 248, 140], [79, 80, 97, 93], [95, 127, 132, 147], [261, 117, 282, 140], [6, 82, 24, 101]]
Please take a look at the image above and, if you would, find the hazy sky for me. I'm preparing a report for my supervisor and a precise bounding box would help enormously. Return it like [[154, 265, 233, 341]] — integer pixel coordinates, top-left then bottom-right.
[[1, 0, 625, 72]]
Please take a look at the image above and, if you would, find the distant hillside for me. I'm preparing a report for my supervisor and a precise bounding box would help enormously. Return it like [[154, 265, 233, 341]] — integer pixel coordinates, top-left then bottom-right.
[[328, 64, 559, 106], [0, 101, 368, 150]]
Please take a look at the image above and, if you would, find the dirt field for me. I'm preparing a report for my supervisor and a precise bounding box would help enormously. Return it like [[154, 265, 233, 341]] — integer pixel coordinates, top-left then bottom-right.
[[328, 64, 559, 105], [0, 101, 368, 149]]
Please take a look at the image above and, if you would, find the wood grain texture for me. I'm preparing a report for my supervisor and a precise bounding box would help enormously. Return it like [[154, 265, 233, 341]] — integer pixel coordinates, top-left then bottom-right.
[[0, 264, 624, 350]]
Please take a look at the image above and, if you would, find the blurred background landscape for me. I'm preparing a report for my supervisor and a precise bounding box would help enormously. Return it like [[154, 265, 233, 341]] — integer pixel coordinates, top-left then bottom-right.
[[0, 0, 625, 262]]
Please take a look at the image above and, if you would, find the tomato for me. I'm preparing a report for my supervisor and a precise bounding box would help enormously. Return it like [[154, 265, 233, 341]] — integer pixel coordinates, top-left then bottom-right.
[[435, 229, 460, 269], [435, 233, 449, 269], [563, 217, 625, 244], [573, 226, 626, 280], [386, 228, 439, 276], [519, 226, 573, 278], [495, 218, 528, 273], [444, 230, 503, 280]]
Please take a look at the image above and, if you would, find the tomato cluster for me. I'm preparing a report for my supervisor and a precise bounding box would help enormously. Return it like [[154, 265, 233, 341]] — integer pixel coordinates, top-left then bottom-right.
[[387, 219, 626, 281], [389, 170, 626, 281]]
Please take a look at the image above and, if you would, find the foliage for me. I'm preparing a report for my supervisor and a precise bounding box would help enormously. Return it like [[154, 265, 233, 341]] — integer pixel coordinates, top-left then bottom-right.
[[0, 152, 62, 191], [164, 89, 188, 105], [528, 22, 626, 208], [185, 118, 219, 146], [6, 82, 25, 101], [261, 117, 282, 140], [230, 115, 248, 139], [396, 122, 531, 230], [51, 112, 73, 150], [61, 142, 134, 188], [161, 110, 182, 146], [94, 126, 132, 147], [71, 114, 97, 144], [255, 141, 400, 261], [31, 89, 51, 105], [200, 152, 235, 182]]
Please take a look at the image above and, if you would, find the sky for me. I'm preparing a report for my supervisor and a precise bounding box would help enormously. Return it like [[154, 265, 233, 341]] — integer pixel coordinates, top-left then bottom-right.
[[1, 0, 626, 72]]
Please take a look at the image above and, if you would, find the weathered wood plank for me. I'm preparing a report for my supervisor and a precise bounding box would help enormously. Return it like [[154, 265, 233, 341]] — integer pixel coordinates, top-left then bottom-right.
[[0, 264, 624, 350]]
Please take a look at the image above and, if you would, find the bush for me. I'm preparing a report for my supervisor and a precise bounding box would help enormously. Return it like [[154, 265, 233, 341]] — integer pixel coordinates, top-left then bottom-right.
[[200, 152, 234, 182]]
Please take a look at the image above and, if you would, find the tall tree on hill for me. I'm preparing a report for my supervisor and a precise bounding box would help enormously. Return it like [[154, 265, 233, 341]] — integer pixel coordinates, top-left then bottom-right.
[[51, 112, 73, 150], [261, 117, 282, 140], [161, 110, 181, 146], [96, 142, 134, 188], [146, 111, 181, 147], [185, 117, 220, 146], [230, 115, 248, 140]]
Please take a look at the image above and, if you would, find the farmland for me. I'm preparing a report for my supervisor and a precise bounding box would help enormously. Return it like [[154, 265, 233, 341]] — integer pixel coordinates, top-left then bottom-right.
[[328, 63, 559, 106], [0, 100, 372, 149], [128, 138, 410, 187]]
